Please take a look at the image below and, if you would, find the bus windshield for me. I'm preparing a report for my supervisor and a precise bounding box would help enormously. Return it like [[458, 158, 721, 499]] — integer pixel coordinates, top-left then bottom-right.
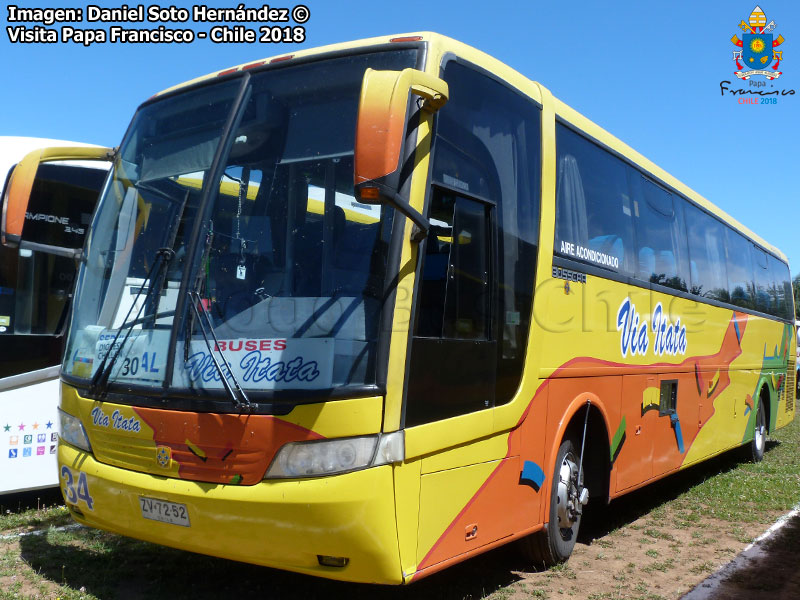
[[63, 49, 417, 401]]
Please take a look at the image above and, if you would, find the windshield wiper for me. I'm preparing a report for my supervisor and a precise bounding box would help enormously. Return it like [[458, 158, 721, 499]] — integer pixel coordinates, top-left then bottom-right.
[[89, 247, 175, 397], [188, 290, 253, 413]]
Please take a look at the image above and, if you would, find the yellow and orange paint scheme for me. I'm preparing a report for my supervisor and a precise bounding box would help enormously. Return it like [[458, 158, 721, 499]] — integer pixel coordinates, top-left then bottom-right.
[[57, 32, 795, 584]]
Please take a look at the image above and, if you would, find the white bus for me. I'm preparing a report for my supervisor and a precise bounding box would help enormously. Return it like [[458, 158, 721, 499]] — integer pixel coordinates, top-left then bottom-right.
[[0, 137, 110, 494]]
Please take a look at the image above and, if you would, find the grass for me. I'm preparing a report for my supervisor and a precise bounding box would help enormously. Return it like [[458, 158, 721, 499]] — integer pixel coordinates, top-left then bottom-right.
[[689, 562, 714, 575], [642, 558, 675, 573], [1, 417, 799, 599], [0, 503, 70, 532]]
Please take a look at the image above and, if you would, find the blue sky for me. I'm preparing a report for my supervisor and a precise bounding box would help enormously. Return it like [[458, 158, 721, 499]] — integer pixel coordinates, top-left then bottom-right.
[[2, 0, 798, 274]]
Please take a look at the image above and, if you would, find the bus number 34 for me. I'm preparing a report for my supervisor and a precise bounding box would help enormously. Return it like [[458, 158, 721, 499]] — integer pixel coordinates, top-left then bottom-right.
[[61, 466, 94, 510]]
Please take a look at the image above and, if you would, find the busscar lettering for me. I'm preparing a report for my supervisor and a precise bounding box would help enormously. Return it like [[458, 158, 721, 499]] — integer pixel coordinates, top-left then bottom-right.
[[552, 266, 587, 284]]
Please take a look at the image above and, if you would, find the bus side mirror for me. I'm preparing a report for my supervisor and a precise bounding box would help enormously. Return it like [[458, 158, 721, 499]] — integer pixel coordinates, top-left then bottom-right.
[[353, 68, 448, 237], [1, 145, 114, 247]]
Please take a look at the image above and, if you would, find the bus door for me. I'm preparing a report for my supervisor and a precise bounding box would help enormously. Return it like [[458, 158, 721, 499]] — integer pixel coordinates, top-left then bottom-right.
[[402, 60, 541, 570]]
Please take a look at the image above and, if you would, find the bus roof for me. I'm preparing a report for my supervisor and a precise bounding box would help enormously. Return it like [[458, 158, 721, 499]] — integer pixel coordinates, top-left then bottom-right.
[[0, 136, 108, 188], [152, 32, 787, 263]]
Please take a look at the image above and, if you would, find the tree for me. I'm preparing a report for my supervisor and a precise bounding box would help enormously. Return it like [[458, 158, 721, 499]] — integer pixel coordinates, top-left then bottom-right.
[[794, 273, 800, 320]]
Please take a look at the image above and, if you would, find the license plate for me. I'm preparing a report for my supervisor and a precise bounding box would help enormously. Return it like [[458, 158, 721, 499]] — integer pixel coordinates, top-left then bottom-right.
[[139, 496, 190, 527]]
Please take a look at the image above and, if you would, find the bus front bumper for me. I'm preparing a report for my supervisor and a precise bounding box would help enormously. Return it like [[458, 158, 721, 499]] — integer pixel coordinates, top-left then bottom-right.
[[58, 442, 403, 584]]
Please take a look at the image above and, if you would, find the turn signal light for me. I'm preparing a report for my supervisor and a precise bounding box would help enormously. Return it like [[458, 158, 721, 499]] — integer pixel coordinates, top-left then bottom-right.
[[359, 187, 380, 201]]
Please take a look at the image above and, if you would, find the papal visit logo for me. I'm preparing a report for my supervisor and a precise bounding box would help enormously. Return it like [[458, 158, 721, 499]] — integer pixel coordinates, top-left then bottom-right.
[[731, 6, 785, 80]]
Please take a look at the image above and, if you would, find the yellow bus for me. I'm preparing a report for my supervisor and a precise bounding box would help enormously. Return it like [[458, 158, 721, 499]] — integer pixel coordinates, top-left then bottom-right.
[[4, 32, 795, 584]]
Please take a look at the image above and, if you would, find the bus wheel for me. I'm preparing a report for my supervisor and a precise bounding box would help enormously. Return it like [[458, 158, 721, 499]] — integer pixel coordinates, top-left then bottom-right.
[[751, 399, 766, 463], [519, 437, 586, 567]]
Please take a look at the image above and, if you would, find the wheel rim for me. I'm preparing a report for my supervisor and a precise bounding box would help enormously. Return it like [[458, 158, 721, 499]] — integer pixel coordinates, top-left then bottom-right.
[[555, 451, 582, 536], [755, 406, 765, 453]]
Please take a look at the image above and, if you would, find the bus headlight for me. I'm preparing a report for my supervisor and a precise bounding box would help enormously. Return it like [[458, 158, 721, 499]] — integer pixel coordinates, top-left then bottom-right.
[[58, 408, 92, 453], [265, 431, 404, 479]]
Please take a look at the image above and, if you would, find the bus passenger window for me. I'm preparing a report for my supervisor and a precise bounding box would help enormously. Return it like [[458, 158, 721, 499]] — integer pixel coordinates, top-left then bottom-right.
[[685, 204, 729, 302], [554, 125, 634, 276], [725, 230, 755, 310], [751, 246, 772, 315], [631, 176, 689, 292], [767, 254, 793, 321]]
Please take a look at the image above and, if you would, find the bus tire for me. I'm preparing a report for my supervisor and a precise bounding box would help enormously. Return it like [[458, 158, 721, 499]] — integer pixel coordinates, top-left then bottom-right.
[[751, 397, 766, 463], [519, 437, 583, 567]]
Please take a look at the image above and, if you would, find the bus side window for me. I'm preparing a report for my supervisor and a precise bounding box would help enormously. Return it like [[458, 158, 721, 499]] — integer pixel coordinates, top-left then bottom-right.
[[725, 229, 755, 310], [767, 254, 793, 321], [631, 175, 690, 292], [685, 204, 729, 302], [752, 245, 772, 315], [554, 126, 635, 277]]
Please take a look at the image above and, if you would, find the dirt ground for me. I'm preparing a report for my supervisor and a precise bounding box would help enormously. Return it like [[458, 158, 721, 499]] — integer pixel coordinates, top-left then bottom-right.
[[684, 512, 800, 600], [477, 492, 778, 600]]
